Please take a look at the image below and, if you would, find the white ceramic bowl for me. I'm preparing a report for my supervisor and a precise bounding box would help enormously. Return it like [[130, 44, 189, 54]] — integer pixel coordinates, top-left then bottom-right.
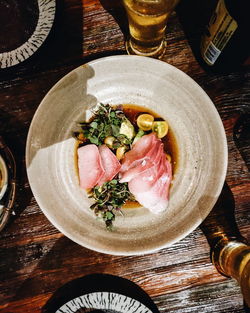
[[26, 55, 228, 255]]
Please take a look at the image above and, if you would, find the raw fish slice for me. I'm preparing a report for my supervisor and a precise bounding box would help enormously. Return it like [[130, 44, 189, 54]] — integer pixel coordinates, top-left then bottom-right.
[[77, 144, 105, 189], [119, 142, 164, 183], [143, 166, 172, 213], [97, 145, 121, 186], [128, 154, 166, 193], [158, 158, 172, 200], [120, 133, 159, 173], [131, 172, 171, 213], [128, 158, 172, 213], [134, 191, 168, 213]]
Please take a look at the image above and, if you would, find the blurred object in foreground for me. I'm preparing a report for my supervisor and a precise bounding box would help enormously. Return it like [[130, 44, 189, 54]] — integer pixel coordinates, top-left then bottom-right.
[[0, 136, 16, 232], [200, 183, 250, 308]]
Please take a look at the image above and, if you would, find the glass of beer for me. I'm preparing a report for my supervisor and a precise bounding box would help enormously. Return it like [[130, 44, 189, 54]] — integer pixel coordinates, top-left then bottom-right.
[[123, 0, 180, 58]]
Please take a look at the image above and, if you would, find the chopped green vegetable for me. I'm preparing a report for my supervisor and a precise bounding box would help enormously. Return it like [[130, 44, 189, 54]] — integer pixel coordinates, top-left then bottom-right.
[[119, 118, 135, 140], [132, 129, 146, 145], [90, 121, 98, 129]]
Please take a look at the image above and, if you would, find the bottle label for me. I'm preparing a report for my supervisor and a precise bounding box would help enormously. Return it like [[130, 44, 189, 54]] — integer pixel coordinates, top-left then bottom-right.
[[201, 0, 238, 66]]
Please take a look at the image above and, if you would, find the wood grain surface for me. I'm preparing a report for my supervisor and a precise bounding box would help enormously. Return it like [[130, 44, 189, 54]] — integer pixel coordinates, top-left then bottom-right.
[[0, 0, 249, 312]]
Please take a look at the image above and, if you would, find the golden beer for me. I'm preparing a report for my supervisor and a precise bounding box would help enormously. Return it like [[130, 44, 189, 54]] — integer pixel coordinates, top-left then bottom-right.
[[123, 0, 179, 58]]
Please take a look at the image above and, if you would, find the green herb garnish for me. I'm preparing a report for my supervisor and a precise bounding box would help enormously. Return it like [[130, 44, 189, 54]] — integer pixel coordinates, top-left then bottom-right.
[[79, 103, 132, 147], [89, 179, 135, 229]]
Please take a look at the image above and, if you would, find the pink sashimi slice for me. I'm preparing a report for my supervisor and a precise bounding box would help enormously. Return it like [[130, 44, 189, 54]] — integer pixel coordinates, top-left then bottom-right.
[[158, 158, 172, 200], [120, 133, 159, 173], [119, 142, 164, 183], [128, 154, 166, 193], [128, 158, 172, 213], [77, 144, 105, 189], [97, 145, 121, 186], [134, 191, 168, 213]]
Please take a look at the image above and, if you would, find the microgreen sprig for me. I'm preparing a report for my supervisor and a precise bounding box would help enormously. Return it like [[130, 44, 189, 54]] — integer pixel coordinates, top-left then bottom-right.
[[79, 103, 131, 147], [89, 179, 135, 229]]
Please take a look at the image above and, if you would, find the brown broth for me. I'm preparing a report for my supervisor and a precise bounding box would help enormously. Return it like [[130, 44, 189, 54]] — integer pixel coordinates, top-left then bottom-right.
[[122, 200, 141, 209]]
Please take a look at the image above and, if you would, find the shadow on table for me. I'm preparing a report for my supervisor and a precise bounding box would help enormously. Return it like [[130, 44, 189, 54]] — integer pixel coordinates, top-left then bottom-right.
[[200, 182, 245, 249], [99, 0, 129, 38], [234, 113, 250, 172]]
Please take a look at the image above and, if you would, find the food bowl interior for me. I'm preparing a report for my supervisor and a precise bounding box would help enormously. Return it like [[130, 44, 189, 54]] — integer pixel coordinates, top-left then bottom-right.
[[26, 55, 228, 255]]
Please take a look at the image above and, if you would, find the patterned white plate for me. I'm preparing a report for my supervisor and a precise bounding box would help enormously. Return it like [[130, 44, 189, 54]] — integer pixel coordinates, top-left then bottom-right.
[[56, 292, 153, 313], [0, 0, 56, 68]]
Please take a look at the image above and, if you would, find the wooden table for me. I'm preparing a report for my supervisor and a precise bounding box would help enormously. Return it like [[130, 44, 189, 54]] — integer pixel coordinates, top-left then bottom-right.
[[0, 0, 249, 312]]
